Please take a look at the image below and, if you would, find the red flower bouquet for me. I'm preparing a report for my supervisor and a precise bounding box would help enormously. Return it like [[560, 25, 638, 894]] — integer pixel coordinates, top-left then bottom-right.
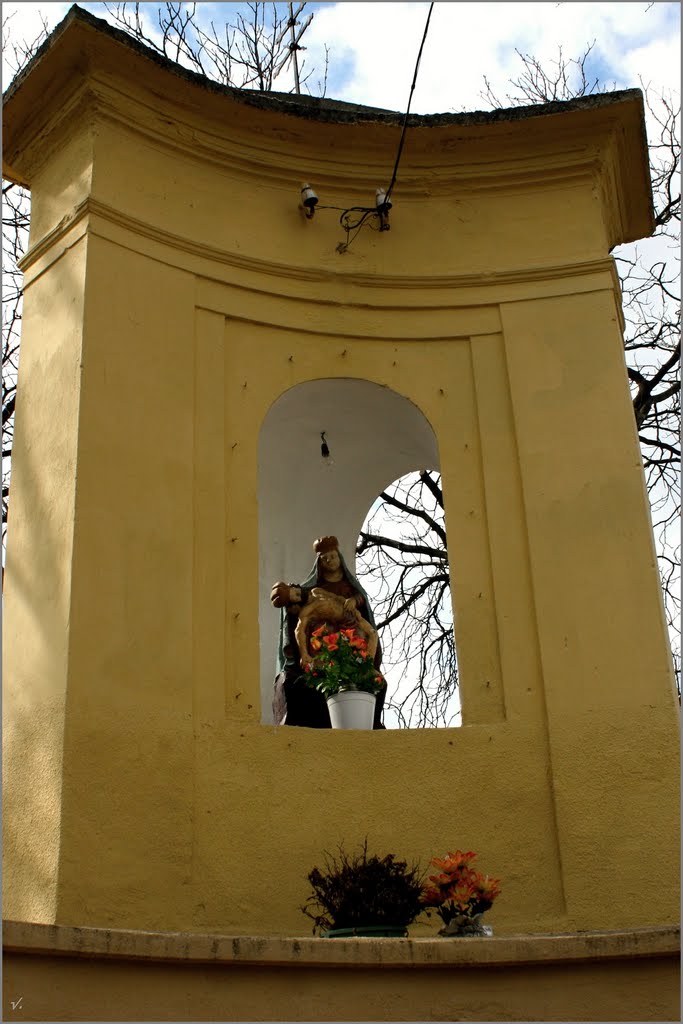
[[302, 624, 383, 697]]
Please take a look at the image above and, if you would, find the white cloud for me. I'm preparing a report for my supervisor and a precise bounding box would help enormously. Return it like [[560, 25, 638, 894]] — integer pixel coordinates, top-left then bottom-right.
[[619, 37, 681, 95], [303, 1, 680, 113]]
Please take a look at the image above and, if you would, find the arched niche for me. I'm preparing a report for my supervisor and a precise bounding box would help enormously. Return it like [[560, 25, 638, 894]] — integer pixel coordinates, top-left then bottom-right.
[[258, 378, 440, 723]]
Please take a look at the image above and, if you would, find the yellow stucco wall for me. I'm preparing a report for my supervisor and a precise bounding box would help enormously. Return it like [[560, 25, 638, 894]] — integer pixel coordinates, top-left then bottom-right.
[[2, 7, 679, 951]]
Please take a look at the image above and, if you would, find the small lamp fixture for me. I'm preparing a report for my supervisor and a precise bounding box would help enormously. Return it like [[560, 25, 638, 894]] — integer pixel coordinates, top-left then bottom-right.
[[320, 431, 330, 458], [301, 183, 319, 219], [375, 187, 392, 231]]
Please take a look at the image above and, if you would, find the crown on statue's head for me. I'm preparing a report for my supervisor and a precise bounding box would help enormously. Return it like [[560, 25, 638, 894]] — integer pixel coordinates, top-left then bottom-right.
[[313, 535, 339, 555]]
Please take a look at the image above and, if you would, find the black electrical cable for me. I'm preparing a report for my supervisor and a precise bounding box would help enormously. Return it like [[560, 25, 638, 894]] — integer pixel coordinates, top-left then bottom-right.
[[340, 207, 375, 230], [385, 1, 435, 204], [335, 1, 435, 250]]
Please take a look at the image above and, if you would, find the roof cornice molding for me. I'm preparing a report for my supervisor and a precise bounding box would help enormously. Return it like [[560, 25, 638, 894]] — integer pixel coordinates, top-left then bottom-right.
[[3, 4, 654, 244], [87, 74, 616, 198]]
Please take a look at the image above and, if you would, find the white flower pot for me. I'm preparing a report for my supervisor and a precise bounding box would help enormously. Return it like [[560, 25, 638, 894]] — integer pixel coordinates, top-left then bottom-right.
[[326, 690, 376, 729], [438, 914, 493, 937]]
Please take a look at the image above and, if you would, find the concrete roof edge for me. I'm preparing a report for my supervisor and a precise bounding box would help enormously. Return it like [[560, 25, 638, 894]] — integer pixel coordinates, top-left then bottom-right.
[[3, 3, 646, 129]]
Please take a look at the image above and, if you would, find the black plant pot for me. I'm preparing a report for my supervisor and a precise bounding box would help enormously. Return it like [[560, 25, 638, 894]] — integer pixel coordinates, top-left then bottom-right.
[[322, 925, 409, 938]]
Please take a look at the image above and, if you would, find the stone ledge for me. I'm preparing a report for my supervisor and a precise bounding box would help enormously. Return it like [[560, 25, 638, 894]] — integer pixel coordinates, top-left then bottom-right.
[[3, 920, 678, 969]]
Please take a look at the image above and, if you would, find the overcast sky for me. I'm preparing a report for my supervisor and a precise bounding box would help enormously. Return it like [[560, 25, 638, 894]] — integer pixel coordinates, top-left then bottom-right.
[[3, 2, 680, 118]]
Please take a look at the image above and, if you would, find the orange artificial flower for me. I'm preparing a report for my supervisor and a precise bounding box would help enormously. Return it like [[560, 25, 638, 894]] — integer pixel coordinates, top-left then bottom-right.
[[431, 850, 477, 874], [429, 872, 456, 887], [473, 875, 502, 901], [422, 848, 502, 924]]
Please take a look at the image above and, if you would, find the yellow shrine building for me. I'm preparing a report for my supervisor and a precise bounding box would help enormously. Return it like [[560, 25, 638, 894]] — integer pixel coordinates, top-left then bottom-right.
[[2, 6, 679, 1021]]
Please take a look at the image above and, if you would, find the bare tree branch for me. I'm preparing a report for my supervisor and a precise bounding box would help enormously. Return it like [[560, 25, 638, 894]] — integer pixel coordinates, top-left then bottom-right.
[[102, 2, 317, 92]]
